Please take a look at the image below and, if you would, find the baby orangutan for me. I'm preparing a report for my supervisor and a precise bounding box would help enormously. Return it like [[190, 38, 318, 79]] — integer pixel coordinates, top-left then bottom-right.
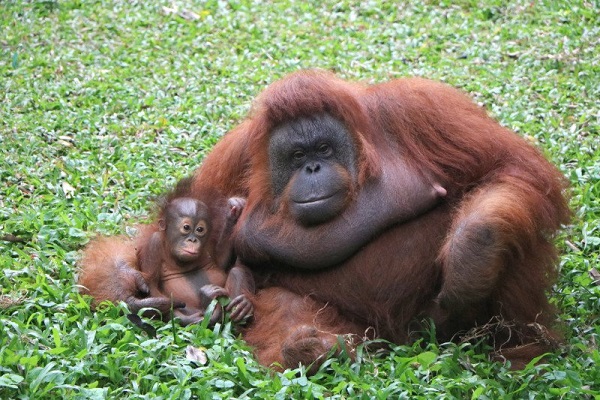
[[136, 196, 254, 326]]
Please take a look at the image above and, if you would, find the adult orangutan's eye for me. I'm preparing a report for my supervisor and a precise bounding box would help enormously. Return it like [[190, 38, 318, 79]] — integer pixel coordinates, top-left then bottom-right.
[[293, 150, 305, 160], [318, 143, 331, 156]]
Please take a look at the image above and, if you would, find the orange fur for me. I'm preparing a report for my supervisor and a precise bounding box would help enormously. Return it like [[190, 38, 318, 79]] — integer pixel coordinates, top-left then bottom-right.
[[78, 225, 155, 307], [243, 288, 367, 372], [79, 70, 570, 371], [194, 70, 569, 369]]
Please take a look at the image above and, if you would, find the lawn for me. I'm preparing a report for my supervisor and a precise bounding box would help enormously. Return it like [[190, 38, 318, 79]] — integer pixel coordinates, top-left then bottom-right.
[[1, 0, 599, 398]]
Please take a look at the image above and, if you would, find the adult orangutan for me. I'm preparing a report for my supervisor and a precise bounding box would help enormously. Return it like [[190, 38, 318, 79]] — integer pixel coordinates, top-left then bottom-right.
[[79, 70, 569, 371]]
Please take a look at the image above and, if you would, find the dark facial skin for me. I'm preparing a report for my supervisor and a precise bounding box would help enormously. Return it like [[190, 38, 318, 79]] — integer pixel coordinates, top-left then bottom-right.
[[269, 114, 357, 226], [236, 114, 447, 269], [162, 198, 210, 263]]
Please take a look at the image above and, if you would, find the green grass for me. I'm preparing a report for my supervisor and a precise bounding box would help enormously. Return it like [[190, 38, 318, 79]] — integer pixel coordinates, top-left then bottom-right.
[[1, 0, 599, 398]]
